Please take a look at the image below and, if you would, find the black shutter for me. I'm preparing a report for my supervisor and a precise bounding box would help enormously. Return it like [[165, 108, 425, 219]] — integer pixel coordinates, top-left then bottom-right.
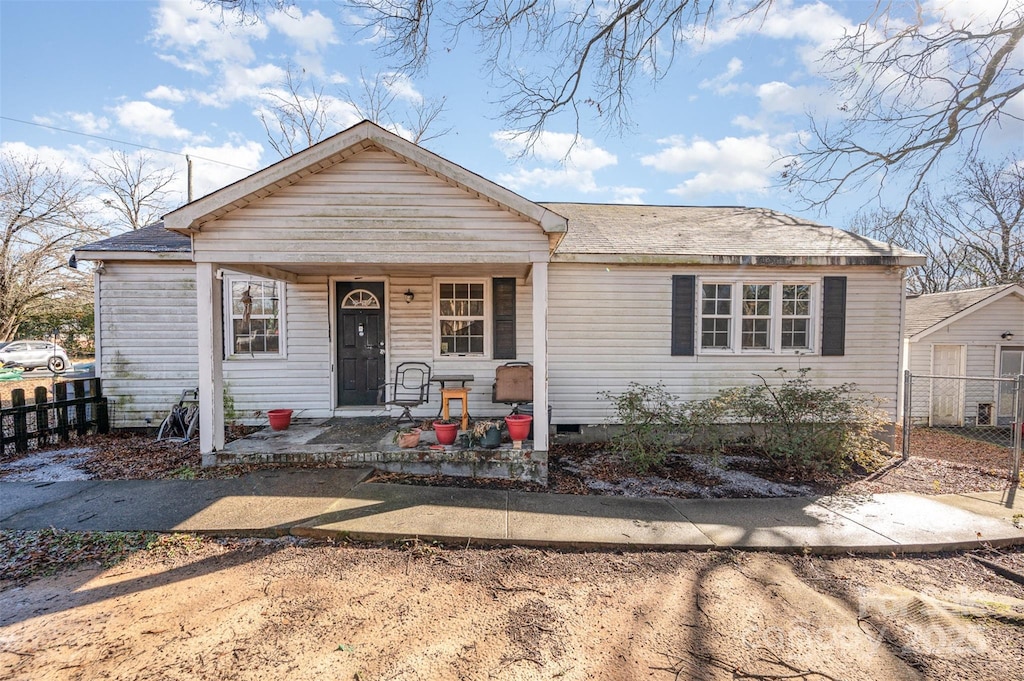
[[493, 277, 517, 359], [821, 276, 847, 356], [671, 275, 696, 356]]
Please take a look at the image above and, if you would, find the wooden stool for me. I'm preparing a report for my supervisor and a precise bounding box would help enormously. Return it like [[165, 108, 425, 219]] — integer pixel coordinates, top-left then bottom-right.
[[441, 387, 471, 432]]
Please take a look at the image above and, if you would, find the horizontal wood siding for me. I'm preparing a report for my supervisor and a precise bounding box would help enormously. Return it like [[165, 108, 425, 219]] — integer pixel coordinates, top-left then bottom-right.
[[192, 150, 548, 264], [222, 276, 332, 420], [548, 264, 906, 423], [384, 273, 533, 419], [98, 264, 199, 428]]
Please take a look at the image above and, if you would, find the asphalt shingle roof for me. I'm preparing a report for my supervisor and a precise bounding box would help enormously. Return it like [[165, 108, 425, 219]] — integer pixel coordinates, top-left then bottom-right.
[[904, 285, 1017, 337], [542, 203, 922, 264], [76, 222, 190, 253]]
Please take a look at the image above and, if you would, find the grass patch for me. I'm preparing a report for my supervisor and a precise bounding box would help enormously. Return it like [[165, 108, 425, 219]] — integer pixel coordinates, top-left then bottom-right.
[[0, 528, 156, 586]]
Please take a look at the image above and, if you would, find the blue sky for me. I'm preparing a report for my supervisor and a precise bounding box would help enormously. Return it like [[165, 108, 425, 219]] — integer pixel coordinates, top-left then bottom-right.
[[0, 0, 1016, 229]]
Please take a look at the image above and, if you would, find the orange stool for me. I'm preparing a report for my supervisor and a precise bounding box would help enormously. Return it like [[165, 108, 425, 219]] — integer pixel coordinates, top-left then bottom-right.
[[441, 387, 471, 432]]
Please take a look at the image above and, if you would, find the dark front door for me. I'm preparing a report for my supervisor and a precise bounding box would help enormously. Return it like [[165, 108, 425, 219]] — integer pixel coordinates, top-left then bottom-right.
[[336, 282, 386, 406]]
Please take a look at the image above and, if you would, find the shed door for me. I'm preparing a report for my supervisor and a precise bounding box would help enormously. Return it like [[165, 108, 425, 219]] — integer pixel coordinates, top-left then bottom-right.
[[931, 344, 964, 426], [336, 282, 386, 406], [998, 346, 1024, 424]]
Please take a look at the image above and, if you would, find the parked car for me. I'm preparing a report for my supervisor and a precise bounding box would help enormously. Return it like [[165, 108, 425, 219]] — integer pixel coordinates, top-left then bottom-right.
[[0, 341, 71, 372]]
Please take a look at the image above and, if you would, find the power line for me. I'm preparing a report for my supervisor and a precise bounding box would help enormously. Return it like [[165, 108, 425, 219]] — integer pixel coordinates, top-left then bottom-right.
[[0, 115, 258, 172]]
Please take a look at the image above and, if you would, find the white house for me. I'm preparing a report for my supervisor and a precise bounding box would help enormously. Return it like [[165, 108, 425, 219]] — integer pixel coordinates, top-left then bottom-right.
[[76, 120, 925, 463], [903, 284, 1024, 426]]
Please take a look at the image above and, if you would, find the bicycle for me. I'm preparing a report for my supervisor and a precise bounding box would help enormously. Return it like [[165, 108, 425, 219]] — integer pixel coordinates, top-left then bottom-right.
[[156, 388, 200, 443]]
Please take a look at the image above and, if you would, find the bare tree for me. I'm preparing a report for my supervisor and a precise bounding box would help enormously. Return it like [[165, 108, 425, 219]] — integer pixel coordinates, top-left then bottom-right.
[[346, 69, 451, 145], [851, 155, 1024, 293], [0, 152, 102, 341], [924, 156, 1024, 287], [786, 2, 1024, 213], [258, 65, 336, 158], [89, 150, 178, 231], [215, 1, 1021, 210]]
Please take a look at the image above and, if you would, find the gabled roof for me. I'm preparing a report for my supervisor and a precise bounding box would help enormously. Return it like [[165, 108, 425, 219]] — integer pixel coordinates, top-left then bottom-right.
[[163, 120, 567, 234], [904, 284, 1024, 339], [543, 203, 925, 266], [75, 222, 191, 260]]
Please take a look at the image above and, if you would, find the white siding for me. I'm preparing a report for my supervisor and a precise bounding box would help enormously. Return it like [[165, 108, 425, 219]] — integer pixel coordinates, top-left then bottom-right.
[[192, 150, 549, 265], [98, 264, 199, 427], [905, 293, 1024, 423], [547, 264, 905, 424], [98, 264, 534, 425]]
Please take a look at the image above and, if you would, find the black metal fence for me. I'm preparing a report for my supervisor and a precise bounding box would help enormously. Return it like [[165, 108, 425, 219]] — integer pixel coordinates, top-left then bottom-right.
[[1, 378, 109, 456]]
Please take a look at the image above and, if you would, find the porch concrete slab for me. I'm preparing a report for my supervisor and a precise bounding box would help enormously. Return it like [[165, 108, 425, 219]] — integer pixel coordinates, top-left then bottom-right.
[[928, 489, 1024, 523], [816, 493, 1024, 552], [507, 492, 713, 549], [666, 496, 896, 553], [0, 481, 101, 521], [293, 482, 509, 544]]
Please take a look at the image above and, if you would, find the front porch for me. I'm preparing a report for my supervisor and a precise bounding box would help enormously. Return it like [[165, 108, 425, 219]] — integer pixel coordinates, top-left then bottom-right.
[[215, 417, 547, 484]]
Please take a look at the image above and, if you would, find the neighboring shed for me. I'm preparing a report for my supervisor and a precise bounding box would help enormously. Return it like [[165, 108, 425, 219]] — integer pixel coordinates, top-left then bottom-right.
[[75, 120, 925, 462], [903, 284, 1024, 426]]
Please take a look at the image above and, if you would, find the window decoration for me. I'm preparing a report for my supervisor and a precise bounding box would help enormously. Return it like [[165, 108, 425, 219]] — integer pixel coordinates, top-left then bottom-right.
[[438, 282, 485, 355], [226, 276, 283, 356], [341, 289, 381, 309]]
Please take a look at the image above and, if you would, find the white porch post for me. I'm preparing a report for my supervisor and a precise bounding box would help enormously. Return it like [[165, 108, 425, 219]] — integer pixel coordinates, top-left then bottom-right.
[[196, 262, 225, 462], [531, 260, 549, 451]]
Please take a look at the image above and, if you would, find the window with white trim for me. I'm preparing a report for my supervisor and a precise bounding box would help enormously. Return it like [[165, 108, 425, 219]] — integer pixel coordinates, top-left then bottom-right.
[[699, 280, 816, 354], [437, 281, 486, 355], [225, 276, 285, 356]]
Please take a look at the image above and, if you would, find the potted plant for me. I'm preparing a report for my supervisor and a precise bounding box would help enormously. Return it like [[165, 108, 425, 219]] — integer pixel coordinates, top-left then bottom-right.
[[394, 426, 422, 449], [432, 419, 459, 446], [268, 409, 293, 431], [472, 420, 503, 448]]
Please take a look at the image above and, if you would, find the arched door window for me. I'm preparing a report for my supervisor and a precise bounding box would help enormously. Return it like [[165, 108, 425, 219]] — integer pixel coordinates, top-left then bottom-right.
[[341, 289, 381, 309]]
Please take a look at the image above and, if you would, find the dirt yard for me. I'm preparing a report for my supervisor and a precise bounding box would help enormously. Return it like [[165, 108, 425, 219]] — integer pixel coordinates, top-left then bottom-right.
[[1, 537, 1023, 681]]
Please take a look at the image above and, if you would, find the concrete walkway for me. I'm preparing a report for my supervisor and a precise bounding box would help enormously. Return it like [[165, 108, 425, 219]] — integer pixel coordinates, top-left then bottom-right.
[[2, 469, 1023, 553]]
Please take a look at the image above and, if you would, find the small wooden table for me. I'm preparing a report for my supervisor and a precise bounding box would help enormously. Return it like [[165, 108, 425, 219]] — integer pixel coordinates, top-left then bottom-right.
[[431, 375, 474, 430]]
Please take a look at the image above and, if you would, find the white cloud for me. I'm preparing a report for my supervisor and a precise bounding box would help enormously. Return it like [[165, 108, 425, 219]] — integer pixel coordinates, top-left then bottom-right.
[[198, 63, 288, 107], [149, 0, 267, 73], [146, 85, 189, 103], [699, 57, 744, 94], [755, 81, 822, 115], [493, 130, 617, 172], [114, 101, 191, 140], [182, 141, 265, 200], [267, 7, 337, 52], [641, 133, 798, 199], [378, 72, 423, 105], [68, 112, 110, 135], [491, 130, 639, 199]]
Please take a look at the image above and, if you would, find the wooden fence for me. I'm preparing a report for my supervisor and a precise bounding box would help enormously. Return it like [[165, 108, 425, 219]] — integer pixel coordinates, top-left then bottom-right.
[[0, 378, 109, 455]]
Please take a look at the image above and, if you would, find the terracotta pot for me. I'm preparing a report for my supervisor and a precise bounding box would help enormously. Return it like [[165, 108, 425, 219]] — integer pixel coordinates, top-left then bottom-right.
[[268, 409, 293, 431], [504, 414, 532, 441], [397, 428, 421, 448], [433, 421, 459, 445]]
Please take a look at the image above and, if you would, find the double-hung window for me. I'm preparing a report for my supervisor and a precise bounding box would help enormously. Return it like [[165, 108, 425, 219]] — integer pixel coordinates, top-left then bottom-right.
[[437, 281, 486, 356], [225, 276, 285, 357], [699, 280, 816, 354]]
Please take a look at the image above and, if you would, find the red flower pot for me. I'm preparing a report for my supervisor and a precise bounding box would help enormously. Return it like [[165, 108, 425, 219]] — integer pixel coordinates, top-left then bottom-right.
[[505, 414, 532, 441], [433, 421, 459, 445], [268, 409, 293, 431]]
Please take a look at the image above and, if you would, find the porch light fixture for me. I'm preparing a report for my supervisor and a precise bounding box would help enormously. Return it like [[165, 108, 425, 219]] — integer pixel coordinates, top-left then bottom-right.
[[404, 289, 415, 304], [1002, 331, 1015, 341]]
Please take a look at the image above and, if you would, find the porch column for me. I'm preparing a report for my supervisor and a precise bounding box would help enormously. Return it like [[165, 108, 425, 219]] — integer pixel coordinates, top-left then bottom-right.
[[196, 262, 225, 461], [531, 260, 549, 451]]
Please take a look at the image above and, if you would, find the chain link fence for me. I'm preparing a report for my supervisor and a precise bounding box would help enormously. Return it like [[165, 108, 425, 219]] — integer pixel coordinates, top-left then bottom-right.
[[902, 371, 1023, 482]]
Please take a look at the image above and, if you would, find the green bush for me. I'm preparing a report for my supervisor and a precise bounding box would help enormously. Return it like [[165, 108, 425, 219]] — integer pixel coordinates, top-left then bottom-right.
[[601, 382, 683, 473], [691, 368, 890, 474]]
